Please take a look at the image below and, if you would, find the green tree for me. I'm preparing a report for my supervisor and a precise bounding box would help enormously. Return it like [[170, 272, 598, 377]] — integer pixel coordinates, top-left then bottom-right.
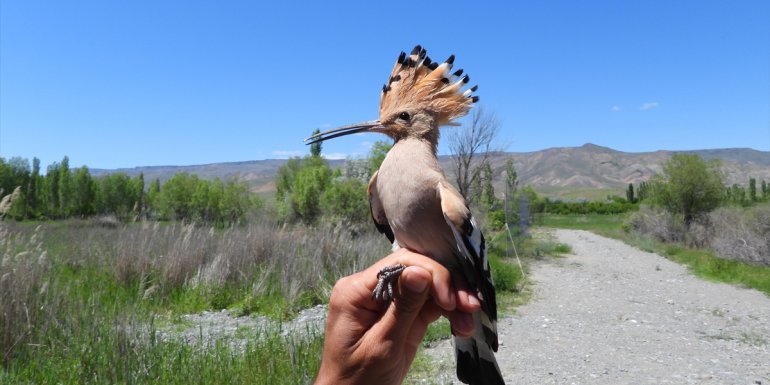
[[275, 156, 332, 223], [504, 158, 518, 197], [503, 157, 519, 227], [637, 181, 649, 201], [368, 141, 393, 175], [72, 166, 97, 217], [97, 173, 141, 220], [276, 158, 302, 217], [730, 184, 747, 206], [136, 172, 146, 215], [147, 178, 162, 219], [626, 183, 635, 203], [58, 156, 72, 217], [762, 180, 768, 200], [749, 177, 757, 202], [45, 162, 61, 218], [219, 178, 259, 225], [651, 153, 724, 226], [321, 177, 369, 223], [28, 158, 42, 218], [310, 129, 323, 157], [159, 173, 199, 220], [479, 162, 496, 210], [0, 157, 31, 219], [292, 157, 332, 222]]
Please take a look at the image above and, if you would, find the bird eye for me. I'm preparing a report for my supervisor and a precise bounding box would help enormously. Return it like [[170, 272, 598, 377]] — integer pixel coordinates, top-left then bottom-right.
[[398, 112, 411, 121]]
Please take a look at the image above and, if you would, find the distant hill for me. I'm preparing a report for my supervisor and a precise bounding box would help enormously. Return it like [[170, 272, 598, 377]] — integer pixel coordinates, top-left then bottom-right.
[[454, 144, 769, 195], [91, 144, 769, 198]]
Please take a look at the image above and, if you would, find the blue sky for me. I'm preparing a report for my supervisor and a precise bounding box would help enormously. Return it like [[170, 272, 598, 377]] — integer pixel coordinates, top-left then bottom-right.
[[1, 1, 768, 170]]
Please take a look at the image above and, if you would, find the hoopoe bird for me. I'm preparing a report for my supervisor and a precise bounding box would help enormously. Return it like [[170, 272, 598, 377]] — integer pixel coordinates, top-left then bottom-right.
[[306, 45, 503, 385]]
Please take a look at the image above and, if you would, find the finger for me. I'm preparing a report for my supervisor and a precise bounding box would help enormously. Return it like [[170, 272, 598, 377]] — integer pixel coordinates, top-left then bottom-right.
[[405, 301, 442, 350], [443, 310, 475, 338], [363, 250, 456, 311], [373, 266, 432, 345], [327, 275, 383, 327], [455, 288, 482, 313]]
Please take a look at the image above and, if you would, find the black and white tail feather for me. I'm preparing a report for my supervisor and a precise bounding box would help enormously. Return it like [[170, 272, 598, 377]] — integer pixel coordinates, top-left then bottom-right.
[[445, 215, 504, 385]]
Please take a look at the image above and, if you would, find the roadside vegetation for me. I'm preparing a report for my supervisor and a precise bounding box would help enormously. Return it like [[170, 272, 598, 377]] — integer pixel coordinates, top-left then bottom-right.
[[0, 156, 260, 226], [5, 136, 763, 383], [1, 114, 568, 383], [539, 153, 770, 296], [0, 219, 383, 383]]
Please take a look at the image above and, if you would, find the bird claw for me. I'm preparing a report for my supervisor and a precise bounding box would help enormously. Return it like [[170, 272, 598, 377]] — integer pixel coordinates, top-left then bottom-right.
[[372, 264, 406, 302]]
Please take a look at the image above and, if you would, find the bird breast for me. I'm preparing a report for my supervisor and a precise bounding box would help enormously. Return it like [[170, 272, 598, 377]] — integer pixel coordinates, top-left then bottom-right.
[[376, 139, 457, 262]]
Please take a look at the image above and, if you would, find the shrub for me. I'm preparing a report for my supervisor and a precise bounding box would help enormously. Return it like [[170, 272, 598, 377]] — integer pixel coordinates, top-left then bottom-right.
[[625, 205, 687, 244], [320, 177, 369, 224], [649, 153, 724, 226], [627, 204, 770, 266], [708, 205, 770, 266]]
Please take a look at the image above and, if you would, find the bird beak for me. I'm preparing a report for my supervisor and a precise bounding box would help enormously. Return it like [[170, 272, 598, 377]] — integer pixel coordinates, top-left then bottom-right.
[[304, 120, 385, 145]]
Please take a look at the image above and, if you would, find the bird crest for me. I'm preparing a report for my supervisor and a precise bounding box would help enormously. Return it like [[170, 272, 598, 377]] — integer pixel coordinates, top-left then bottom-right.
[[380, 45, 478, 126]]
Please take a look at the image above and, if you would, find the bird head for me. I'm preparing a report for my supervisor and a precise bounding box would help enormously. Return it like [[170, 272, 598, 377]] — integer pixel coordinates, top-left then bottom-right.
[[305, 45, 478, 146]]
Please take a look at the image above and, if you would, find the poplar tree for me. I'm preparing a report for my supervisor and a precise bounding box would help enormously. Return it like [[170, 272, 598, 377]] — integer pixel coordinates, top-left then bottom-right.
[[626, 183, 635, 203], [310, 129, 323, 157], [59, 156, 72, 217], [46, 162, 61, 218], [480, 162, 496, 209], [28, 158, 41, 218]]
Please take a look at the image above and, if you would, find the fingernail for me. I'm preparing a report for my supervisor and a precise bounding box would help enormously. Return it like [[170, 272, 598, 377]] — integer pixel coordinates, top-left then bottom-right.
[[468, 294, 480, 307], [404, 273, 429, 294]]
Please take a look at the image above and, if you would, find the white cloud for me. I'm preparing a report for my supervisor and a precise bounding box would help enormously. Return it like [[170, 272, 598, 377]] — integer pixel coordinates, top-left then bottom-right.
[[611, 105, 621, 112], [639, 102, 659, 111], [271, 150, 303, 158], [323, 152, 348, 160]]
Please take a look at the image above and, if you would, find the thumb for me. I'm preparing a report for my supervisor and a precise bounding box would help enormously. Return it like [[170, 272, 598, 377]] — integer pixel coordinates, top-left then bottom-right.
[[376, 266, 432, 344]]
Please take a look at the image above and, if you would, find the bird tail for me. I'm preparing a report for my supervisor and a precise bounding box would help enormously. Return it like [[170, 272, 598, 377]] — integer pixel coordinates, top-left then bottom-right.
[[454, 311, 505, 385]]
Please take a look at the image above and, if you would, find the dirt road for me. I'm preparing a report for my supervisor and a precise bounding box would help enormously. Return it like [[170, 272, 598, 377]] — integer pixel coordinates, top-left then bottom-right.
[[424, 229, 770, 384]]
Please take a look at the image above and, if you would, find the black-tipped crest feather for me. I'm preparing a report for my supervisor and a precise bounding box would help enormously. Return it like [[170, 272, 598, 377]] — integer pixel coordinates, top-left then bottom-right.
[[380, 45, 478, 126]]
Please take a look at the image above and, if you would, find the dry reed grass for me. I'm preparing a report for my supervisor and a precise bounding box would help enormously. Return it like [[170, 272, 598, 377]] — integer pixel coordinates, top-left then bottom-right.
[[1, 225, 51, 365], [0, 218, 389, 367], [627, 204, 770, 265], [105, 220, 387, 301], [708, 205, 770, 266]]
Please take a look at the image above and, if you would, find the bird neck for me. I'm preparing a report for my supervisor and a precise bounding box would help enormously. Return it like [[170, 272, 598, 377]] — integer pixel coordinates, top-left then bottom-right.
[[393, 136, 440, 163], [398, 123, 439, 155]]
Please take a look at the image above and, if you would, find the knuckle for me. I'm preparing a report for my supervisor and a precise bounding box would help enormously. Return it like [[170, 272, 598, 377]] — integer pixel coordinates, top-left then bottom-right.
[[366, 340, 395, 363], [328, 277, 351, 311]]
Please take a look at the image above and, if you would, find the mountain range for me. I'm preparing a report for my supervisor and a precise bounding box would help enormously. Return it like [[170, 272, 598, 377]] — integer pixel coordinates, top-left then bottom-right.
[[91, 143, 769, 199]]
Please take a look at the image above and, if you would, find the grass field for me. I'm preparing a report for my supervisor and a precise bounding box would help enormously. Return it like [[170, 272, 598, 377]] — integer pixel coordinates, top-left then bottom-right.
[[538, 213, 770, 296], [8, 212, 764, 384], [0, 219, 564, 384], [535, 187, 623, 201], [537, 212, 628, 238], [0, 220, 383, 384]]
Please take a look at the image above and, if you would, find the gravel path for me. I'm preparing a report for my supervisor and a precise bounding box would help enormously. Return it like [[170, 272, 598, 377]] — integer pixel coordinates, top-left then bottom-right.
[[424, 229, 770, 385], [154, 305, 327, 350]]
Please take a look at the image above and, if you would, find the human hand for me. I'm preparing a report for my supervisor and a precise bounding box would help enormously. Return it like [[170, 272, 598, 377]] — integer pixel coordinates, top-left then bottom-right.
[[314, 249, 481, 385]]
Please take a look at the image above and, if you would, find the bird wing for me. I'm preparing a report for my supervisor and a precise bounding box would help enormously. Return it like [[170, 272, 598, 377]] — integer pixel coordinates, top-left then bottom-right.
[[368, 171, 395, 244], [438, 181, 503, 385]]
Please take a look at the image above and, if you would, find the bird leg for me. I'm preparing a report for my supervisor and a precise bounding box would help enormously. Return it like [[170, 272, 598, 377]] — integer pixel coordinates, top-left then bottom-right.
[[372, 264, 406, 302]]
